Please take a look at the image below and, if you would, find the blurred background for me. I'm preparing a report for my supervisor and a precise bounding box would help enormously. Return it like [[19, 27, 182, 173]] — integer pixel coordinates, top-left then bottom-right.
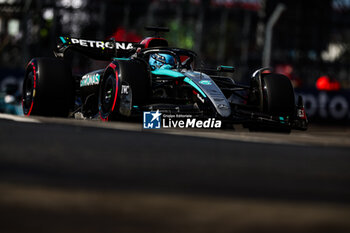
[[1, 0, 350, 123], [1, 2, 350, 232]]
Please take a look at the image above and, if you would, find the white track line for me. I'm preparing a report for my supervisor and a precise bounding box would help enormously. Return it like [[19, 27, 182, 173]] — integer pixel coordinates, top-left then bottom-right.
[[0, 113, 40, 123]]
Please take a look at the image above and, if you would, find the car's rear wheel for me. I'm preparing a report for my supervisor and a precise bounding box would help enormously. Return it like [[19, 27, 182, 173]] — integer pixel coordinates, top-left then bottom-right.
[[22, 58, 74, 117]]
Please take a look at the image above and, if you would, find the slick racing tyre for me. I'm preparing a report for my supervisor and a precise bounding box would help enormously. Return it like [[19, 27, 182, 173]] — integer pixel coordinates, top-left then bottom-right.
[[22, 58, 74, 117], [262, 73, 295, 117], [247, 73, 295, 133], [99, 59, 151, 121]]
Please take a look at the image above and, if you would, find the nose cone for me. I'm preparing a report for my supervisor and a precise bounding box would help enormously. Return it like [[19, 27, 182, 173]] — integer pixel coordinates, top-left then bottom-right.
[[184, 71, 231, 118]]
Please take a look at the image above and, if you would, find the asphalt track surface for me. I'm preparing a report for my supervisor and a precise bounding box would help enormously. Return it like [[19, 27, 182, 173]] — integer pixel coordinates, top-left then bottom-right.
[[0, 113, 350, 233]]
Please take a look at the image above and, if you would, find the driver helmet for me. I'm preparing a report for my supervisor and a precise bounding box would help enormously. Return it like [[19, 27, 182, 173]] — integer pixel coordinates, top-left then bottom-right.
[[149, 53, 175, 70]]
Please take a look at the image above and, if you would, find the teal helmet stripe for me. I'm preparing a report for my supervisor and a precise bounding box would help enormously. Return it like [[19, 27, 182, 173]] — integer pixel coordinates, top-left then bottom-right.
[[60, 36, 67, 44]]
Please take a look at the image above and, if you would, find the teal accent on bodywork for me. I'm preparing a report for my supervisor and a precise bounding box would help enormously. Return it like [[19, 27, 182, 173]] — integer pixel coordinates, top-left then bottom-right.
[[113, 57, 131, 61], [60, 37, 67, 44], [151, 69, 185, 78], [279, 116, 286, 124], [183, 77, 207, 98], [217, 65, 235, 72], [221, 65, 234, 69], [133, 105, 139, 108]]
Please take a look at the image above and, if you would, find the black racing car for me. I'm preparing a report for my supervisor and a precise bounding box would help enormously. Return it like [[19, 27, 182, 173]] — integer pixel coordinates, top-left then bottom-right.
[[22, 27, 308, 131]]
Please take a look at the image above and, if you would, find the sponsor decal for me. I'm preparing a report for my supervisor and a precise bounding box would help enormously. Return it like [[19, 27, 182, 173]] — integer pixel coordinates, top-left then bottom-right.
[[297, 108, 306, 119], [143, 111, 222, 129], [80, 73, 100, 87], [197, 93, 205, 103], [217, 104, 229, 109], [151, 53, 167, 63], [296, 90, 350, 120], [199, 80, 212, 85], [121, 85, 129, 94], [70, 38, 134, 50]]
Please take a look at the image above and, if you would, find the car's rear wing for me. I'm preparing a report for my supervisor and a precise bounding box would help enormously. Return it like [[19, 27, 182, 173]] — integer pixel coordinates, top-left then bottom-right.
[[54, 36, 142, 60]]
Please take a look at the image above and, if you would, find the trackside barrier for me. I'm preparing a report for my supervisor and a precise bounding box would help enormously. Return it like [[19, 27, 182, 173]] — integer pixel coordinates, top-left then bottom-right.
[[295, 88, 350, 123]]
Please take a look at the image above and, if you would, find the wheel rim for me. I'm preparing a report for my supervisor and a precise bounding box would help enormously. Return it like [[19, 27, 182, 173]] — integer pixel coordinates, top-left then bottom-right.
[[100, 74, 116, 117]]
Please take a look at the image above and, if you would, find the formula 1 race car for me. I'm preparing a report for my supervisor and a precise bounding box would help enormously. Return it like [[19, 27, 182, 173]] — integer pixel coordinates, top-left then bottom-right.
[[22, 27, 308, 131]]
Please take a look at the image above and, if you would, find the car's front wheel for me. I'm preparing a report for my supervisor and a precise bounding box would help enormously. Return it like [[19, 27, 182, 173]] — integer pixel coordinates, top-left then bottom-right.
[[99, 59, 151, 121]]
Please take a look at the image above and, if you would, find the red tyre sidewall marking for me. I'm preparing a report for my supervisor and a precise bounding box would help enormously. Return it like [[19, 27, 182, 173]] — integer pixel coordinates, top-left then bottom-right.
[[23, 62, 36, 116], [111, 70, 118, 112]]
